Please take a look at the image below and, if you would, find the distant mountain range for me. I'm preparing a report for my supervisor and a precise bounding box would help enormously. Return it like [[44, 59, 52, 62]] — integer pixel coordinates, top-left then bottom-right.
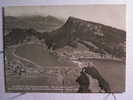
[[5, 16, 126, 58], [4, 15, 64, 33]]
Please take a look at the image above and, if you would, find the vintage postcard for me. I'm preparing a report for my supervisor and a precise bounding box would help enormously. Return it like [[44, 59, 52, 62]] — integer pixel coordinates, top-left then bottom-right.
[[3, 5, 126, 93]]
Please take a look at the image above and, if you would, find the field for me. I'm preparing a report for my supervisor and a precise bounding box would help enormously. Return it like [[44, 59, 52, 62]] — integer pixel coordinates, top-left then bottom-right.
[[5, 43, 81, 92], [5, 43, 125, 92]]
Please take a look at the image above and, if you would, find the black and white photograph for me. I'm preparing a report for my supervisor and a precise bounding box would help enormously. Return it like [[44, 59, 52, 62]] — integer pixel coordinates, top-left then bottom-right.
[[3, 5, 126, 93]]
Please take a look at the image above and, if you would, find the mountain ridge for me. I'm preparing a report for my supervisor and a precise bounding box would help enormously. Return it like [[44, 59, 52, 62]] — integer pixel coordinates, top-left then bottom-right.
[[44, 16, 126, 58]]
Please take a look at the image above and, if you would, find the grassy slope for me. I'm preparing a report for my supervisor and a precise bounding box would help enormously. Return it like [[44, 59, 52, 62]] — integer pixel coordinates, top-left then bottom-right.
[[15, 43, 74, 66]]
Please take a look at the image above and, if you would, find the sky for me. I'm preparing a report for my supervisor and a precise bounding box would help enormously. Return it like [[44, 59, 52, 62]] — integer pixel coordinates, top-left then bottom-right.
[[4, 5, 126, 30]]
